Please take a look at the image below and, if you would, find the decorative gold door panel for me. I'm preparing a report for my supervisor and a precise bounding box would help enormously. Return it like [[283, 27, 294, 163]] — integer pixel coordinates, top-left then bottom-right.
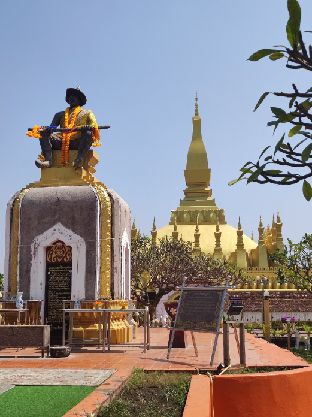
[[46, 240, 72, 263], [45, 240, 72, 326]]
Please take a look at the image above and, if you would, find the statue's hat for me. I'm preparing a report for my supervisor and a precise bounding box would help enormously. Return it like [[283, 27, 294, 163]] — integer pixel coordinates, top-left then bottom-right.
[[66, 87, 87, 106]]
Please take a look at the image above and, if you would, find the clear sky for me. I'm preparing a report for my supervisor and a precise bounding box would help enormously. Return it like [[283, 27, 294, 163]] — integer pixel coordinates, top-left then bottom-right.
[[0, 0, 311, 270]]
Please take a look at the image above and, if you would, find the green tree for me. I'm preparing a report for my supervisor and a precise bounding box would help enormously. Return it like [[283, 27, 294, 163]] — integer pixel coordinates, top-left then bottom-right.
[[131, 233, 246, 310], [271, 233, 312, 290], [230, 0, 312, 201]]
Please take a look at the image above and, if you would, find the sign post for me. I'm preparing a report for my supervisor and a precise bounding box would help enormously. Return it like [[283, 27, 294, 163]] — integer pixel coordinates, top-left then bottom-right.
[[167, 283, 228, 366]]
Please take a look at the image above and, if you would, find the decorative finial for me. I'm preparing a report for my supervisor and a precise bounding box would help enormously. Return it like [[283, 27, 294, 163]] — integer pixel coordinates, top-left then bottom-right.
[[259, 216, 263, 228], [195, 93, 199, 116], [238, 216, 242, 230], [152, 217, 156, 231], [131, 219, 138, 239], [272, 213, 275, 225], [276, 211, 281, 223], [251, 231, 254, 240]]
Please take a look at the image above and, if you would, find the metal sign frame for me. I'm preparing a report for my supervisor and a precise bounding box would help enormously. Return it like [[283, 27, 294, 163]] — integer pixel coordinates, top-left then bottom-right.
[[167, 283, 228, 366]]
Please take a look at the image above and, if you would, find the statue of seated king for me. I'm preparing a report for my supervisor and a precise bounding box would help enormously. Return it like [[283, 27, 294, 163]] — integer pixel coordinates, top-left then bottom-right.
[[27, 87, 104, 170]]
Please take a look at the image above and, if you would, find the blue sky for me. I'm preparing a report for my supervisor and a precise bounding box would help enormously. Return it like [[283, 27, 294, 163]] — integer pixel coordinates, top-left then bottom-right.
[[0, 0, 311, 269]]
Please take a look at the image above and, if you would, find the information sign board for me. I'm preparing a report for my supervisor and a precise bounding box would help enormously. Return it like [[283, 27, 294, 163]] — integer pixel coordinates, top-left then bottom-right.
[[167, 284, 228, 365]]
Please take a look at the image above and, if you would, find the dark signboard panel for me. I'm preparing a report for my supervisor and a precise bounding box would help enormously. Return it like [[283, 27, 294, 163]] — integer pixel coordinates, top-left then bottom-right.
[[45, 265, 72, 326], [45, 241, 72, 327], [175, 288, 225, 332], [167, 285, 228, 363]]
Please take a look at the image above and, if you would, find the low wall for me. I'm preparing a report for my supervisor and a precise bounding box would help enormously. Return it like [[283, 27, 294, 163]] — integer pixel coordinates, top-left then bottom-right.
[[184, 367, 312, 417], [230, 290, 312, 323], [213, 366, 312, 417]]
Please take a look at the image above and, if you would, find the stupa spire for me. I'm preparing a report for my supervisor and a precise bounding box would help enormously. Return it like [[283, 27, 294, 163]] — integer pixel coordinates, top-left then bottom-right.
[[258, 216, 264, 244], [151, 217, 157, 244], [276, 211, 281, 223], [172, 214, 179, 241], [171, 95, 226, 227], [182, 95, 211, 198], [275, 211, 284, 251], [235, 217, 247, 268], [213, 217, 223, 260], [131, 220, 138, 239], [236, 217, 244, 250]]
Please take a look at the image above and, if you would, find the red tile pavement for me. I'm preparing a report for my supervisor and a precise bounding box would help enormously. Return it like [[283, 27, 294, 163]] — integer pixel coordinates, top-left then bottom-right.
[[0, 328, 307, 371], [0, 328, 308, 417]]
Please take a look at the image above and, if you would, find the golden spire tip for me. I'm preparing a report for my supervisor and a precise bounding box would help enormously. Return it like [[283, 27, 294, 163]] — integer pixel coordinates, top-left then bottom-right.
[[195, 93, 199, 116]]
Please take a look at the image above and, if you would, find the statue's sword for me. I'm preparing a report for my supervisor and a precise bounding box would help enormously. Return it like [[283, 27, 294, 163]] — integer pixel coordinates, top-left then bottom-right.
[[28, 125, 110, 133]]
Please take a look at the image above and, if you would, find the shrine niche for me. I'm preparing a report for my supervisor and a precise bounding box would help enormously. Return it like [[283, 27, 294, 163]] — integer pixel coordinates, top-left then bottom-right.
[[45, 240, 72, 328]]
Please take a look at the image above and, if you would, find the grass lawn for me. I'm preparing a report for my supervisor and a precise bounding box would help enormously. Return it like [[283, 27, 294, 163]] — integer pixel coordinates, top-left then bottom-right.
[[0, 385, 94, 417], [98, 369, 191, 417], [292, 348, 312, 363]]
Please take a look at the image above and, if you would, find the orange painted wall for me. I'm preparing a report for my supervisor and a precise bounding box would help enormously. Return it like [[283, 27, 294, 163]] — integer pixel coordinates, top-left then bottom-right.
[[213, 366, 312, 417]]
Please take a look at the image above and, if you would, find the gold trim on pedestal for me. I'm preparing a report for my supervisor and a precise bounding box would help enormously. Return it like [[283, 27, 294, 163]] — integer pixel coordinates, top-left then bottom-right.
[[8, 188, 30, 294], [92, 183, 112, 298]]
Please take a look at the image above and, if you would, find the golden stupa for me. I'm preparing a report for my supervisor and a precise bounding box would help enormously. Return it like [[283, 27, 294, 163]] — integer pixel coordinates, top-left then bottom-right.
[[145, 96, 285, 281]]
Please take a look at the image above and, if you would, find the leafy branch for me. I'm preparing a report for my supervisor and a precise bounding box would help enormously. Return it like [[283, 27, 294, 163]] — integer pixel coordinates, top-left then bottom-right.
[[230, 0, 312, 201]]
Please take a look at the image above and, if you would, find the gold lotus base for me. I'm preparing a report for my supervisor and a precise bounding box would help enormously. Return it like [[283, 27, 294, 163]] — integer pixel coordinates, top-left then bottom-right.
[[72, 300, 133, 344]]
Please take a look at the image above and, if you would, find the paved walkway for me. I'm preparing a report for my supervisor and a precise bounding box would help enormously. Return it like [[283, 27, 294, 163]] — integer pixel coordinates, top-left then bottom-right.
[[0, 328, 308, 417], [0, 328, 307, 371]]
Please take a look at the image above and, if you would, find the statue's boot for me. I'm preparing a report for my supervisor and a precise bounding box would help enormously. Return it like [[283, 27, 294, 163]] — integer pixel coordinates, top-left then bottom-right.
[[35, 159, 52, 168], [35, 149, 52, 168]]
